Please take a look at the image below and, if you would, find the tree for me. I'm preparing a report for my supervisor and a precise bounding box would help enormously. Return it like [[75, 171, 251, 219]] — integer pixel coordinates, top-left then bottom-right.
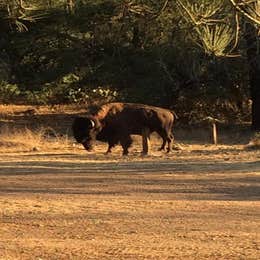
[[0, 0, 258, 128], [176, 0, 260, 131], [228, 0, 260, 131]]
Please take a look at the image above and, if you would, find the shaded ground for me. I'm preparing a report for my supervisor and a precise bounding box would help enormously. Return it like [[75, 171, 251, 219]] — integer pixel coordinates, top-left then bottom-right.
[[0, 144, 259, 259]]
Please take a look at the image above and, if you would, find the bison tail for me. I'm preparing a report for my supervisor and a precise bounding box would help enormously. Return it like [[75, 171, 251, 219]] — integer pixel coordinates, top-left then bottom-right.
[[170, 110, 178, 120]]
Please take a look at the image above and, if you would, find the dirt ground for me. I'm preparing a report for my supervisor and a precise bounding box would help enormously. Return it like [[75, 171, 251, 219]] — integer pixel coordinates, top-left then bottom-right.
[[0, 105, 259, 259]]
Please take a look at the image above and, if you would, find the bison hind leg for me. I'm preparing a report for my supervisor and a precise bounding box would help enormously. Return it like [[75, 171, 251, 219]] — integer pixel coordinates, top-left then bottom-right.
[[158, 139, 166, 151], [166, 133, 174, 153], [157, 131, 174, 153]]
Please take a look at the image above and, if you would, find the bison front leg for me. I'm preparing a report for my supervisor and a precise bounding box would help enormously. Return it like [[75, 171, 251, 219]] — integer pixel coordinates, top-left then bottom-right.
[[120, 135, 133, 156], [142, 128, 150, 155], [105, 140, 117, 154], [105, 144, 113, 154]]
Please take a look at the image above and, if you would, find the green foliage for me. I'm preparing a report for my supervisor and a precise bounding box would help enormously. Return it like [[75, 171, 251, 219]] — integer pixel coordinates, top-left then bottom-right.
[[22, 72, 118, 105], [176, 0, 237, 56], [197, 24, 235, 56], [0, 0, 255, 123], [0, 82, 20, 103]]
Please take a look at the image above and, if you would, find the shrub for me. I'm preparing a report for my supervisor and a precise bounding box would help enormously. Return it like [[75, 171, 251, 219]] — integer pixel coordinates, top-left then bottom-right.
[[0, 81, 20, 103]]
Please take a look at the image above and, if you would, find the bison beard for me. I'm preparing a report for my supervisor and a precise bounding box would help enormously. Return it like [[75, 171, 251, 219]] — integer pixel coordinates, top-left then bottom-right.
[[72, 102, 176, 155]]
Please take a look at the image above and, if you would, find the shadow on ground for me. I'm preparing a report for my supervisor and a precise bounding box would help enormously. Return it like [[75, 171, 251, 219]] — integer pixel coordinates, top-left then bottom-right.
[[0, 153, 259, 201]]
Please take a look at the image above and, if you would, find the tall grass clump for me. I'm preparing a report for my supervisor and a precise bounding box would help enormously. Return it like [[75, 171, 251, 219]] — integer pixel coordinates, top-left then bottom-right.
[[0, 126, 71, 152], [246, 132, 260, 150]]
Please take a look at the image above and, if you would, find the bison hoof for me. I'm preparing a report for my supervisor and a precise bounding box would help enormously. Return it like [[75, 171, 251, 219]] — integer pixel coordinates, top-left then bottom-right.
[[158, 148, 165, 151]]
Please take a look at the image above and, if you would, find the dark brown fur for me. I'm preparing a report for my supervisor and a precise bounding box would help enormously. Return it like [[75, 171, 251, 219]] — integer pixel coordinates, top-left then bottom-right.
[[72, 103, 176, 155]]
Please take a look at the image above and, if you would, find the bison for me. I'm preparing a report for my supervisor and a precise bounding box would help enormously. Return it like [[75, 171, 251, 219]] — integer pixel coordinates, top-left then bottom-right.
[[72, 102, 176, 155]]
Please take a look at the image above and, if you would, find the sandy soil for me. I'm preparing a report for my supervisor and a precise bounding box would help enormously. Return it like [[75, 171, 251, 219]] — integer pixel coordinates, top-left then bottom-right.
[[0, 142, 259, 260]]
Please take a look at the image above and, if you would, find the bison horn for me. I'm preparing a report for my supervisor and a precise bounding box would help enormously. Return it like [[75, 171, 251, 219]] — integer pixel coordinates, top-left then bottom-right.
[[90, 119, 95, 128]]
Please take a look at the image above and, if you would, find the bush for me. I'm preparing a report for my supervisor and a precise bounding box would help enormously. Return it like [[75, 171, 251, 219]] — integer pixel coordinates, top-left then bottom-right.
[[0, 81, 20, 103]]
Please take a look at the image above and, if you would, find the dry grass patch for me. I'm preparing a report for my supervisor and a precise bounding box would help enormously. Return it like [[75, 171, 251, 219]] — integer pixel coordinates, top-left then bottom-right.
[[245, 132, 260, 150], [0, 104, 87, 116], [0, 126, 72, 152]]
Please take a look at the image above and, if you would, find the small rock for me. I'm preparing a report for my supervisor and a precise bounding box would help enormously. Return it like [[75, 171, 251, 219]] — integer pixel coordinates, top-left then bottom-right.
[[32, 146, 40, 152]]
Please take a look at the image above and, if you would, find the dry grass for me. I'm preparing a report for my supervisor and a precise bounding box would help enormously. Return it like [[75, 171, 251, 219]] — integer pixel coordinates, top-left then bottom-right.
[[245, 132, 260, 150], [0, 104, 87, 116], [0, 126, 72, 152]]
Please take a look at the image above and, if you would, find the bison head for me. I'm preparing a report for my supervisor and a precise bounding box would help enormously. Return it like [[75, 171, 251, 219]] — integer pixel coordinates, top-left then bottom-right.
[[72, 116, 101, 151]]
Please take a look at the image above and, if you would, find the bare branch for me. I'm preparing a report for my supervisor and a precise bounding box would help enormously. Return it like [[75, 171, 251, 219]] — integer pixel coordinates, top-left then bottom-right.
[[229, 11, 240, 53], [229, 0, 260, 25], [150, 0, 169, 20], [176, 0, 240, 57]]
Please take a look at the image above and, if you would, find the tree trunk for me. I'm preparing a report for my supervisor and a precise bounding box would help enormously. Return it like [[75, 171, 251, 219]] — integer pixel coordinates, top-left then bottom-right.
[[245, 22, 260, 131], [132, 23, 144, 49]]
